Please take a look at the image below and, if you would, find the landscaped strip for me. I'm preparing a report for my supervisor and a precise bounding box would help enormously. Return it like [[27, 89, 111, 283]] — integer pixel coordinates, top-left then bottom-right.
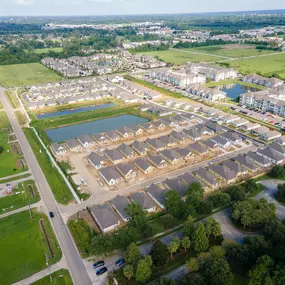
[[4, 90, 21, 109], [0, 210, 62, 285], [23, 128, 74, 205], [0, 180, 40, 214], [31, 269, 73, 285]]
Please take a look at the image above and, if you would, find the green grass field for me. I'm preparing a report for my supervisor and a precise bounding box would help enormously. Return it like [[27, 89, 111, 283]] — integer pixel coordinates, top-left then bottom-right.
[[34, 47, 63, 54], [226, 53, 285, 79], [0, 63, 62, 87], [0, 111, 27, 178], [0, 210, 62, 285], [31, 269, 73, 285], [0, 180, 41, 213], [186, 44, 275, 58], [138, 49, 222, 64]]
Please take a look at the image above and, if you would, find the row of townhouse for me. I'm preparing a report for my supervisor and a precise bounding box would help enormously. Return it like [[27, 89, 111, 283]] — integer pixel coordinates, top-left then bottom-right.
[[186, 62, 238, 82], [242, 74, 284, 88], [239, 89, 285, 117], [89, 140, 285, 233], [51, 115, 195, 155], [149, 68, 206, 88], [187, 84, 227, 101]]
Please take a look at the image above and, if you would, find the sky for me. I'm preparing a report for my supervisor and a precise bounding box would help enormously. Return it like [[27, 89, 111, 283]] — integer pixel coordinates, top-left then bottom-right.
[[1, 0, 285, 16]]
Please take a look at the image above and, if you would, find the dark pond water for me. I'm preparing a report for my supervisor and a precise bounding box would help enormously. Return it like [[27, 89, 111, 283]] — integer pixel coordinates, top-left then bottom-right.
[[220, 84, 259, 99], [46, 114, 148, 142], [37, 103, 115, 119]]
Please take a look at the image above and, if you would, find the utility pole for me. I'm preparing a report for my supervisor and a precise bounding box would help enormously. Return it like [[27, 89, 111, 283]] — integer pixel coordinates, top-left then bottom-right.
[[22, 182, 33, 220]]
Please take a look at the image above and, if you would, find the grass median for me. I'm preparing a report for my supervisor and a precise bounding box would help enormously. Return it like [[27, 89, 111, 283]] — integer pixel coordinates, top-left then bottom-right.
[[0, 180, 41, 214], [31, 269, 73, 285], [0, 210, 62, 285], [24, 128, 74, 205]]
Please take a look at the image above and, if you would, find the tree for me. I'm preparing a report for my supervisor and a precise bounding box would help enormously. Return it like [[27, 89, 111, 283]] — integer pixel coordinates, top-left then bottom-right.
[[205, 218, 222, 238], [192, 222, 209, 253], [205, 258, 233, 285], [269, 165, 285, 179], [248, 255, 274, 285], [161, 214, 177, 229], [276, 183, 285, 203], [181, 236, 191, 252], [197, 252, 211, 266], [232, 198, 277, 229], [187, 182, 204, 200], [179, 273, 206, 285], [208, 192, 231, 208], [272, 265, 285, 285], [168, 237, 180, 258], [244, 179, 259, 195], [123, 265, 134, 280], [135, 256, 152, 283], [228, 185, 246, 201], [186, 257, 200, 273], [151, 277, 176, 285], [125, 242, 141, 264], [183, 215, 195, 238], [197, 201, 213, 215], [127, 202, 147, 230], [210, 246, 225, 259], [164, 190, 186, 220], [150, 240, 168, 267], [0, 146, 4, 154]]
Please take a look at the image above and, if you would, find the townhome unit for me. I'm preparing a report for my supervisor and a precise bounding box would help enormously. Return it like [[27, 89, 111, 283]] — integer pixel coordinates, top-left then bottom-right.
[[164, 178, 189, 197], [233, 154, 259, 172], [104, 149, 125, 164], [146, 138, 166, 152], [146, 183, 168, 209], [129, 192, 157, 213], [99, 166, 123, 186], [221, 160, 248, 176], [147, 154, 168, 169], [221, 132, 242, 145], [160, 149, 183, 164], [134, 158, 154, 174], [111, 195, 131, 222], [169, 130, 189, 143], [256, 147, 285, 164], [246, 151, 272, 168], [193, 168, 218, 188], [173, 147, 193, 160], [159, 135, 178, 147], [89, 204, 120, 233], [208, 164, 237, 184], [105, 130, 121, 142], [270, 142, 285, 156], [240, 122, 260, 132], [77, 135, 95, 148], [184, 128, 202, 141], [242, 74, 284, 88], [92, 133, 110, 144], [51, 142, 67, 155], [88, 152, 107, 170], [116, 163, 137, 180], [131, 141, 149, 155], [65, 139, 82, 152], [116, 126, 134, 138], [187, 84, 227, 101], [118, 143, 135, 159], [186, 62, 238, 82], [210, 135, 231, 149]]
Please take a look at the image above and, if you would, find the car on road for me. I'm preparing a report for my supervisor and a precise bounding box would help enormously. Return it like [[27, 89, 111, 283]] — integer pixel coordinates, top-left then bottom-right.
[[49, 211, 54, 218], [96, 267, 107, 276], [115, 258, 125, 267], [93, 260, 105, 269]]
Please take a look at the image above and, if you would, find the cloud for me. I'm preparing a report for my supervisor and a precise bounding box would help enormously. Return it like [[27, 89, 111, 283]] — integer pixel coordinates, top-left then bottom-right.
[[88, 0, 127, 3], [13, 0, 34, 5]]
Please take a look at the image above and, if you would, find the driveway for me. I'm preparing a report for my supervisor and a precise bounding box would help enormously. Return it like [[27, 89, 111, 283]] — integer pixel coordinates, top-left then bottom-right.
[[257, 179, 285, 220]]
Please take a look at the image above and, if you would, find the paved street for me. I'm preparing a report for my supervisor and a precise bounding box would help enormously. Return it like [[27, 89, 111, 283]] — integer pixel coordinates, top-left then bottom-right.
[[257, 179, 285, 220], [0, 88, 92, 285]]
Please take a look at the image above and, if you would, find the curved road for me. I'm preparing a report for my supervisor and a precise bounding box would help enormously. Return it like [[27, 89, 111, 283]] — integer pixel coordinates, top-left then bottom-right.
[[0, 88, 92, 285]]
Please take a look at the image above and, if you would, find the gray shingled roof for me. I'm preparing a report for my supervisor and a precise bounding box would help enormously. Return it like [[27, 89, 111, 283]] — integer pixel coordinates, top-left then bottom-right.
[[105, 148, 125, 162], [129, 192, 156, 210], [134, 158, 153, 172], [132, 140, 149, 154], [111, 195, 130, 220], [105, 130, 120, 140], [99, 166, 122, 182], [77, 134, 94, 145], [208, 164, 237, 181], [118, 143, 134, 157], [146, 184, 168, 207], [116, 163, 136, 176], [178, 172, 206, 189], [189, 143, 208, 154], [164, 178, 189, 197], [160, 149, 182, 162], [222, 160, 247, 174], [233, 154, 258, 171], [65, 138, 81, 149], [246, 151, 271, 166], [270, 142, 285, 156], [193, 168, 218, 186], [146, 138, 166, 150], [90, 204, 120, 230], [148, 154, 168, 167], [88, 152, 106, 166], [257, 147, 285, 163]]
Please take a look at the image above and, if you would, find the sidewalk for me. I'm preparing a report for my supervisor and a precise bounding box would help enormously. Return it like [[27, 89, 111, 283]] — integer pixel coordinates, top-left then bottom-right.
[[0, 170, 31, 182], [12, 258, 67, 285]]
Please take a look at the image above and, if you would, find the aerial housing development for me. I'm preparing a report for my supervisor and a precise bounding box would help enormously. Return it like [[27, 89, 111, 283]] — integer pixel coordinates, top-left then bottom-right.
[[1, 6, 285, 285]]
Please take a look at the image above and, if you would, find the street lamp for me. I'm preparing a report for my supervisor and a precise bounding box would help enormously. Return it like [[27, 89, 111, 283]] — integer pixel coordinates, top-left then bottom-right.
[[22, 182, 33, 220]]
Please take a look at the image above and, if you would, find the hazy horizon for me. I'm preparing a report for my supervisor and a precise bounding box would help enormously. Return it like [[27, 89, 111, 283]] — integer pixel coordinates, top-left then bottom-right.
[[1, 0, 285, 17]]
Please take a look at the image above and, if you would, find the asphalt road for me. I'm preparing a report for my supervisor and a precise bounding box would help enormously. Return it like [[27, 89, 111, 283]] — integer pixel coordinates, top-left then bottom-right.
[[0, 88, 92, 285]]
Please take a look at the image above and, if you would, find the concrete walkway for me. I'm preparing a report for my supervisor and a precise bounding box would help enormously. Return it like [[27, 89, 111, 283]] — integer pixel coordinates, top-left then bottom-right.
[[0, 170, 31, 182], [12, 258, 67, 285], [0, 201, 43, 219]]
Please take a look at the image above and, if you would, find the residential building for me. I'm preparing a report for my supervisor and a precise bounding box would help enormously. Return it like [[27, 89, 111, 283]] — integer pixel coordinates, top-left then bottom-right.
[[233, 154, 259, 172], [116, 163, 137, 180], [256, 147, 285, 164], [88, 152, 107, 169], [131, 141, 149, 155], [77, 135, 95, 148], [189, 143, 208, 154], [104, 149, 125, 164], [118, 143, 135, 159], [260, 131, 281, 141], [111, 195, 131, 222], [193, 168, 218, 187], [129, 192, 156, 213], [208, 164, 237, 183], [51, 142, 67, 155], [146, 184, 168, 209], [147, 154, 168, 169], [89, 204, 120, 233], [65, 139, 81, 152], [99, 166, 123, 186], [134, 158, 154, 174], [246, 151, 272, 167], [160, 149, 183, 164]]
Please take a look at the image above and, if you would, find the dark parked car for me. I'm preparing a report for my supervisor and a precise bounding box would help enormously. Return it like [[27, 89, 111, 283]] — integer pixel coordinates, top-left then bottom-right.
[[96, 267, 107, 276], [49, 212, 54, 218], [93, 260, 105, 269], [115, 258, 125, 267]]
